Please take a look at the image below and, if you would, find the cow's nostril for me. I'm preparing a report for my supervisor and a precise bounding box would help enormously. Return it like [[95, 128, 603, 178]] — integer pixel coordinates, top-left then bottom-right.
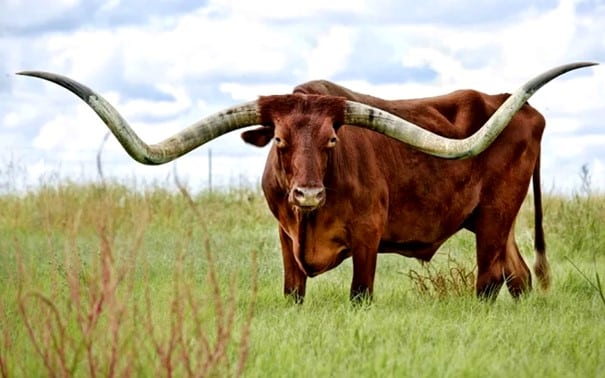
[[291, 187, 325, 208], [315, 188, 325, 201]]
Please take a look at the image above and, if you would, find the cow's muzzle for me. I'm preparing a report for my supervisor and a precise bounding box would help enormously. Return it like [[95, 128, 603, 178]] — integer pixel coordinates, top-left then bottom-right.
[[290, 186, 326, 210]]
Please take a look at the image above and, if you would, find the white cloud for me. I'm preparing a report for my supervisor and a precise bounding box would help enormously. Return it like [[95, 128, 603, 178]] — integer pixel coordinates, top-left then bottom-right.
[[32, 106, 108, 151], [218, 83, 294, 101], [2, 111, 30, 129], [205, 0, 367, 21], [0, 0, 80, 29], [497, 0, 578, 71], [306, 26, 357, 79], [121, 84, 192, 120], [544, 116, 584, 135], [115, 12, 295, 84]]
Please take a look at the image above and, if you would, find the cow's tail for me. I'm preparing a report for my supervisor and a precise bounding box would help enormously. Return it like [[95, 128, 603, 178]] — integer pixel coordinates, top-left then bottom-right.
[[532, 151, 551, 291]]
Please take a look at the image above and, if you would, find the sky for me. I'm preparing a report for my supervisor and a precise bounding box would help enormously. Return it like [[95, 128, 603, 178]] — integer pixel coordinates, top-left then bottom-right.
[[1, 0, 604, 193]]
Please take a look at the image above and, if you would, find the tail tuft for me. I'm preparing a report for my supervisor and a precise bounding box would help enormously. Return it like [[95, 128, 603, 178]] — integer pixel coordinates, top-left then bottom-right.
[[534, 250, 551, 291]]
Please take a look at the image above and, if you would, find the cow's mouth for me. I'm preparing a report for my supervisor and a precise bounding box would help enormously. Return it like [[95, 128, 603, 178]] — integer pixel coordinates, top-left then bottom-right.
[[295, 203, 323, 213]]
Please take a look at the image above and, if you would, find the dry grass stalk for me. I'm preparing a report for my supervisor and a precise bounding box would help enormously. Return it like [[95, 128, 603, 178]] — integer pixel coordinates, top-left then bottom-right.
[[407, 255, 476, 299]]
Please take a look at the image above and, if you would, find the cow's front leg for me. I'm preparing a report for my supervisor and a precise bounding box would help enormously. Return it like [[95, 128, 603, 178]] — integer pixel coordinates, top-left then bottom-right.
[[349, 211, 384, 303], [350, 245, 378, 303], [279, 227, 307, 303]]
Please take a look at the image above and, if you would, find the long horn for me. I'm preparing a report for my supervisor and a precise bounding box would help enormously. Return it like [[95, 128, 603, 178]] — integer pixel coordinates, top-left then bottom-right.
[[16, 71, 261, 165], [343, 61, 598, 159]]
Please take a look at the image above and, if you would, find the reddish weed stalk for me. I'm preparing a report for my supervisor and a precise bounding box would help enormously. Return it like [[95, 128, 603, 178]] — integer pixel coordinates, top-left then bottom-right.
[[157, 169, 258, 377], [15, 179, 257, 377], [0, 302, 12, 378], [17, 194, 145, 377], [407, 255, 476, 298]]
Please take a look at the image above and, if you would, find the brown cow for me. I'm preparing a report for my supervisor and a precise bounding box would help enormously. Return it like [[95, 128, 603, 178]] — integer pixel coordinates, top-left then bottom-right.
[[19, 62, 596, 302]]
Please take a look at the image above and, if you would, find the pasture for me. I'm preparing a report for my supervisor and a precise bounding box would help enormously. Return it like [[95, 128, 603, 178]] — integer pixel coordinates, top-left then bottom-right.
[[0, 175, 604, 377]]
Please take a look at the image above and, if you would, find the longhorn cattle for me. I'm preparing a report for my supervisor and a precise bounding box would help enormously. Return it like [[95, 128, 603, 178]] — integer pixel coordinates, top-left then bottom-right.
[[19, 62, 597, 302]]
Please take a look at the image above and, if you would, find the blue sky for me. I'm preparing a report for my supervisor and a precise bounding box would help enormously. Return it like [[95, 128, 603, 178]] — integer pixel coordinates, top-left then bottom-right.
[[1, 0, 604, 192]]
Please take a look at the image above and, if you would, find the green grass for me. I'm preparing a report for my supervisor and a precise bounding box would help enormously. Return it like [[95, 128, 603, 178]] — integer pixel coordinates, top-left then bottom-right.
[[0, 180, 603, 377]]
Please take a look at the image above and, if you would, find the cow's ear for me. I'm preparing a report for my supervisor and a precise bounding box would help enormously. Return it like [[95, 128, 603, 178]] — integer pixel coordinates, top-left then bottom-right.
[[241, 126, 274, 147]]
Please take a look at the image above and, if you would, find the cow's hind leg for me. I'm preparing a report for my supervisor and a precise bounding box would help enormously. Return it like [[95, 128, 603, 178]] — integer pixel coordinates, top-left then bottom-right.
[[475, 257, 505, 300], [474, 219, 509, 300], [503, 226, 532, 298], [475, 222, 531, 300]]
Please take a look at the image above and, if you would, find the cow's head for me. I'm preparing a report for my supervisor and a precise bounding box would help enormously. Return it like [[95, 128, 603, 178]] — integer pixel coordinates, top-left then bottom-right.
[[241, 95, 346, 210], [16, 62, 595, 198]]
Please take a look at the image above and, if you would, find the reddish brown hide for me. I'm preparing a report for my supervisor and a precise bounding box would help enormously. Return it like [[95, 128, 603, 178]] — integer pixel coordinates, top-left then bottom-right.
[[242, 80, 549, 302]]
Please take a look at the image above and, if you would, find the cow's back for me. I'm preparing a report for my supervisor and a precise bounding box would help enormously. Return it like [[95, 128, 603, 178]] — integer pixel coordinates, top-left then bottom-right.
[[294, 79, 539, 138]]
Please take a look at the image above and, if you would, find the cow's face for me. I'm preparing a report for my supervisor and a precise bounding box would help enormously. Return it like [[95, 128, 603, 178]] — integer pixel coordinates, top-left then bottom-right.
[[241, 95, 344, 211]]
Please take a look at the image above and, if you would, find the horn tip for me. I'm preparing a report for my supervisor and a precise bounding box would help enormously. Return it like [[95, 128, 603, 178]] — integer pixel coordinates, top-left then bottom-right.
[[16, 70, 50, 79]]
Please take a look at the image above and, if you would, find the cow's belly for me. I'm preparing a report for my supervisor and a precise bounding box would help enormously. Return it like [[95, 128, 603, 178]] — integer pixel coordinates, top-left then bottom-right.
[[379, 194, 477, 261], [378, 239, 443, 261]]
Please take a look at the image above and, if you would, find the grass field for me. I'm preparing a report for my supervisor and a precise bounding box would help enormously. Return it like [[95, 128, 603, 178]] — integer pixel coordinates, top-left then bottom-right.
[[0, 178, 604, 377]]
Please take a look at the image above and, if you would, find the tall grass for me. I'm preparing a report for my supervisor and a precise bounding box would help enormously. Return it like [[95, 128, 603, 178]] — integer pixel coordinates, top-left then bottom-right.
[[0, 169, 603, 377], [1, 181, 258, 377]]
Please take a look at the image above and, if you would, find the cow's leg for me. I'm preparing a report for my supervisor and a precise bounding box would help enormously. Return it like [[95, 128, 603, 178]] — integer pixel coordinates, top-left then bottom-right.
[[279, 227, 307, 303], [350, 249, 377, 303], [350, 232, 381, 303], [474, 221, 508, 300], [503, 226, 532, 298], [475, 225, 532, 299], [474, 167, 534, 300]]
